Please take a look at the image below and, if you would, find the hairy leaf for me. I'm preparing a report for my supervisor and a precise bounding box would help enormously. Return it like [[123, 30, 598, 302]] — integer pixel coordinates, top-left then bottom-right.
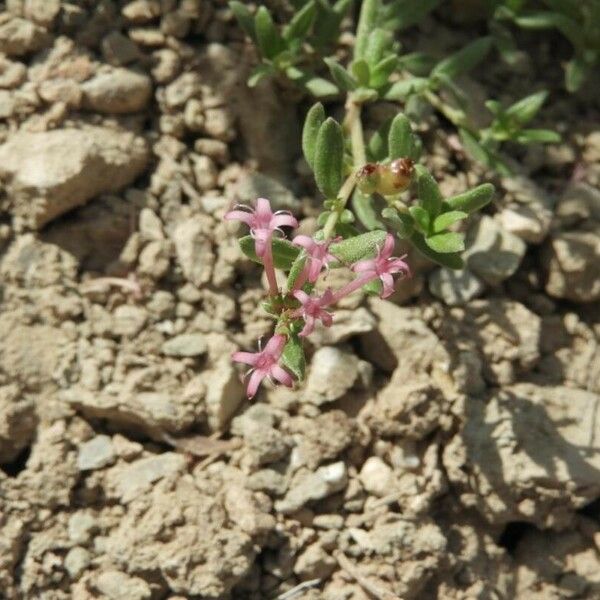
[[384, 77, 430, 100], [283, 0, 317, 41], [302, 103, 326, 168], [352, 189, 385, 230], [314, 118, 345, 198], [388, 113, 416, 159], [425, 232, 465, 253], [239, 236, 300, 270], [431, 37, 492, 80], [330, 230, 387, 263], [415, 165, 442, 217], [410, 231, 464, 269], [254, 6, 285, 59], [324, 57, 358, 91], [370, 55, 399, 88], [409, 205, 430, 234], [445, 183, 495, 213], [505, 90, 548, 125], [229, 1, 256, 40], [282, 334, 305, 380], [433, 210, 467, 233], [355, 0, 380, 59]]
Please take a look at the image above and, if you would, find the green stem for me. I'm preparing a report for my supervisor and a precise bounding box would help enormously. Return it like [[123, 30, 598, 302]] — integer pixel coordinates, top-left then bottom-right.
[[322, 95, 367, 239]]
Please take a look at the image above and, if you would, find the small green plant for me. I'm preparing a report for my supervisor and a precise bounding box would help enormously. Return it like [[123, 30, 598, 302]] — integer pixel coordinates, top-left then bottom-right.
[[227, 0, 507, 398], [494, 0, 600, 92]]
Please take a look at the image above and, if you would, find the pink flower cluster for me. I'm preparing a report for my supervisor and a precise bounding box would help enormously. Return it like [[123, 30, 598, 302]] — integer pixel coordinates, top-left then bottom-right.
[[226, 197, 410, 398]]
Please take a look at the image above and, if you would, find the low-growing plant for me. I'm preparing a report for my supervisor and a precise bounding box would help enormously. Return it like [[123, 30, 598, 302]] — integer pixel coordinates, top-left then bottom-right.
[[493, 0, 600, 92], [227, 0, 504, 398]]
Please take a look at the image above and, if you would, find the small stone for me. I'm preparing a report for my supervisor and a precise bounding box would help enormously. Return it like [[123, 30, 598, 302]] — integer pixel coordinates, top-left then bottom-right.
[[0, 17, 50, 56], [64, 546, 90, 579], [194, 138, 229, 164], [359, 456, 394, 497], [543, 229, 600, 303], [122, 0, 161, 23], [464, 215, 526, 286], [305, 347, 359, 405], [246, 469, 288, 495], [204, 359, 245, 431], [237, 172, 300, 212], [556, 182, 600, 227], [81, 68, 152, 114], [275, 461, 348, 514], [0, 55, 26, 88], [0, 126, 148, 228], [139, 208, 164, 240], [151, 48, 180, 83], [77, 434, 115, 471], [68, 512, 97, 544], [309, 307, 376, 345], [294, 542, 337, 580], [161, 333, 207, 357], [165, 72, 201, 108], [428, 268, 485, 306], [112, 305, 147, 337], [95, 570, 152, 600], [138, 240, 171, 279], [204, 107, 235, 141], [173, 217, 214, 287], [313, 514, 344, 530], [192, 154, 218, 191], [101, 31, 141, 66], [107, 453, 187, 503], [24, 0, 60, 27]]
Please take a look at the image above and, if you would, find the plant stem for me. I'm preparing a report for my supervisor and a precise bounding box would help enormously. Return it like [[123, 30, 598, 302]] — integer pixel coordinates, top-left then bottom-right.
[[322, 95, 367, 239], [263, 240, 279, 296]]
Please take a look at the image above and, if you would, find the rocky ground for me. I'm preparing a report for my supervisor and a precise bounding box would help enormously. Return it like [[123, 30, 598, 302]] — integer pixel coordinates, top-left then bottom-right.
[[0, 1, 599, 599]]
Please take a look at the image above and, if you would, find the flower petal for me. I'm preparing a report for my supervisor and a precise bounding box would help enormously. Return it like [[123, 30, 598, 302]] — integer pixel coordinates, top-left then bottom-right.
[[270, 364, 294, 387], [293, 290, 310, 305], [292, 235, 315, 250], [225, 210, 254, 225], [271, 213, 298, 230], [246, 369, 265, 399], [380, 233, 395, 259], [352, 258, 377, 273], [232, 351, 259, 366], [379, 272, 395, 298], [263, 334, 286, 359], [255, 197, 273, 220], [307, 257, 323, 282], [299, 315, 315, 337], [320, 310, 333, 328]]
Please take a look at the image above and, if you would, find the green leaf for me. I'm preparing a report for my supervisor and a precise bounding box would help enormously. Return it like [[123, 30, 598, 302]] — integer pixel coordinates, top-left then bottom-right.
[[409, 205, 430, 234], [410, 231, 464, 269], [388, 113, 416, 159], [513, 11, 579, 43], [283, 0, 316, 42], [362, 278, 382, 296], [433, 210, 467, 233], [254, 6, 284, 59], [367, 119, 391, 161], [324, 57, 357, 91], [415, 165, 442, 218], [370, 55, 399, 88], [515, 129, 561, 144], [382, 206, 413, 238], [382, 0, 440, 31], [330, 230, 387, 263], [287, 67, 340, 97], [247, 64, 274, 87], [351, 59, 371, 86], [302, 103, 326, 169], [425, 232, 465, 253], [397, 52, 436, 76], [352, 189, 385, 230], [445, 183, 495, 213], [364, 28, 392, 67], [431, 37, 492, 80], [565, 57, 590, 92], [383, 77, 430, 100], [355, 0, 380, 59], [505, 91, 548, 125], [229, 1, 256, 41], [314, 118, 345, 198], [352, 87, 379, 103], [459, 129, 510, 174], [239, 236, 300, 270], [286, 253, 307, 291], [282, 334, 305, 380]]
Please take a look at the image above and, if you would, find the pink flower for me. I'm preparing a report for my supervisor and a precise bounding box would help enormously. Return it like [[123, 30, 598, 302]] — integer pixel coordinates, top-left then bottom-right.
[[225, 197, 298, 257], [232, 334, 294, 399], [291, 289, 334, 337], [292, 236, 338, 283], [351, 233, 410, 298]]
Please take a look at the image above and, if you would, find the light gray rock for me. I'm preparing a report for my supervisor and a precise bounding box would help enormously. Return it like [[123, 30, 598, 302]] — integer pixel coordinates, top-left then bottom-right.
[[464, 215, 526, 285], [64, 546, 90, 579], [444, 384, 600, 528], [0, 127, 148, 228], [68, 512, 97, 544], [305, 347, 359, 405], [428, 268, 485, 306], [203, 359, 245, 431], [111, 305, 147, 337], [275, 461, 348, 514], [95, 570, 151, 600], [308, 307, 376, 345], [543, 228, 600, 303], [294, 542, 337, 580], [161, 333, 207, 357], [106, 452, 187, 502], [77, 435, 115, 471], [0, 17, 50, 56], [81, 68, 152, 114], [359, 456, 394, 497], [173, 216, 214, 287]]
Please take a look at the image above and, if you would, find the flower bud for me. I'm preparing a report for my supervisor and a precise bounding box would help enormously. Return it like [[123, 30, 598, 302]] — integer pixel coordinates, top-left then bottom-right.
[[356, 159, 414, 197]]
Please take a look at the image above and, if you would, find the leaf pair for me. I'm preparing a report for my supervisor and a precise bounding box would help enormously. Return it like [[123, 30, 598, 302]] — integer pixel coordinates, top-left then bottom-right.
[[302, 104, 345, 198]]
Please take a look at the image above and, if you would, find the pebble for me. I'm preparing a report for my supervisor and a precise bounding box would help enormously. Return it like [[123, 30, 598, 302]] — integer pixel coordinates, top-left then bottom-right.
[[359, 456, 394, 497], [95, 570, 152, 600], [305, 347, 359, 405], [81, 68, 152, 114], [77, 435, 116, 471], [161, 333, 207, 357], [428, 268, 485, 306], [64, 547, 91, 578], [275, 462, 348, 514]]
